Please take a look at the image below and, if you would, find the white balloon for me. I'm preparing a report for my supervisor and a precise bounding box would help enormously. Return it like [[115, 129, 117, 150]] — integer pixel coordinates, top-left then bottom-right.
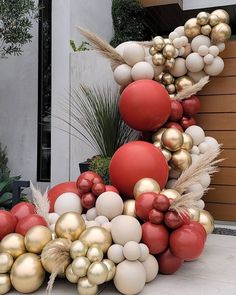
[[185, 125, 205, 145], [191, 154, 200, 163], [198, 142, 209, 154], [173, 37, 183, 49], [182, 43, 192, 58], [191, 35, 211, 52], [123, 241, 141, 261], [144, 55, 154, 66], [170, 58, 187, 77], [190, 145, 200, 155], [169, 31, 179, 41], [204, 54, 214, 65], [180, 36, 188, 46], [209, 45, 220, 57], [199, 173, 211, 188], [86, 221, 100, 228], [187, 71, 206, 83], [95, 216, 109, 225], [138, 244, 149, 262], [50, 223, 55, 232], [174, 26, 185, 36], [107, 244, 125, 264], [174, 48, 179, 58], [49, 213, 60, 225], [131, 61, 154, 81], [114, 64, 132, 86], [54, 193, 82, 215], [142, 255, 159, 283], [115, 41, 134, 57], [166, 179, 177, 189], [81, 214, 87, 221], [217, 43, 225, 52], [123, 43, 145, 66], [204, 56, 224, 76], [86, 207, 97, 221], [102, 222, 112, 232], [196, 199, 205, 209], [178, 47, 185, 56], [186, 183, 204, 199], [204, 136, 219, 149], [198, 45, 209, 56], [186, 53, 204, 72]]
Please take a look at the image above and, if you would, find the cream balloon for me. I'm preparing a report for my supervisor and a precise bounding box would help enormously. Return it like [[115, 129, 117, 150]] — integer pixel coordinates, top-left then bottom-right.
[[191, 154, 200, 164], [196, 199, 205, 210], [123, 43, 145, 66], [191, 35, 211, 52], [204, 56, 224, 76], [115, 41, 134, 57], [86, 208, 97, 221], [185, 125, 205, 145], [209, 46, 220, 57], [107, 244, 125, 264], [138, 244, 149, 262], [217, 43, 225, 52], [95, 216, 109, 225], [174, 26, 185, 36], [187, 71, 206, 83], [173, 37, 182, 49], [170, 58, 187, 77], [142, 255, 159, 282], [190, 145, 200, 155], [204, 136, 219, 149], [131, 61, 154, 81], [204, 54, 214, 65], [86, 221, 100, 228], [198, 45, 209, 56], [198, 142, 209, 154], [123, 241, 141, 261], [199, 173, 211, 188], [114, 64, 132, 86], [169, 31, 179, 41], [186, 53, 204, 72], [48, 213, 60, 225], [54, 192, 82, 215], [102, 222, 112, 232], [186, 183, 204, 200]]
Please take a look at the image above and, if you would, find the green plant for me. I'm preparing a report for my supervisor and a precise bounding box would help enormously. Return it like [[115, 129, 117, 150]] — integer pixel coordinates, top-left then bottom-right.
[[0, 176, 20, 210], [110, 0, 153, 47], [70, 40, 90, 52], [0, 143, 10, 182], [89, 156, 111, 185]]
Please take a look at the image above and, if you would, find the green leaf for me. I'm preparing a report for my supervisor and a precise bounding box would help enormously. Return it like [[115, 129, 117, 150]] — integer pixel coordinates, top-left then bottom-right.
[[0, 192, 12, 205]]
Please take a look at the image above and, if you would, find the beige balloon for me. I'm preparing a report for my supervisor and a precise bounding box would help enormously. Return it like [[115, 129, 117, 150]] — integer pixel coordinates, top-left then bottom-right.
[[0, 253, 13, 274], [0, 233, 26, 259], [77, 277, 98, 295], [0, 274, 11, 295]]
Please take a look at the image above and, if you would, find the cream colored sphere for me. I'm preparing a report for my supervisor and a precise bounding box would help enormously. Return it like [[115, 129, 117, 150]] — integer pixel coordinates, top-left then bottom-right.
[[199, 173, 211, 188], [174, 26, 185, 36], [115, 41, 134, 57], [199, 142, 209, 154], [48, 213, 60, 225], [204, 54, 214, 65], [187, 71, 206, 83], [204, 136, 219, 149], [204, 56, 224, 76], [186, 53, 204, 72], [196, 199, 205, 210], [191, 145, 200, 155], [209, 45, 219, 57], [142, 255, 159, 282], [173, 37, 182, 49], [54, 192, 82, 215], [107, 244, 125, 264], [138, 243, 149, 262], [170, 58, 187, 77], [198, 45, 209, 56], [86, 208, 97, 221], [191, 35, 211, 52], [186, 183, 204, 200], [131, 61, 154, 81], [217, 43, 225, 52], [114, 64, 132, 86], [123, 43, 145, 66], [123, 241, 141, 261], [185, 125, 205, 145], [95, 216, 109, 225]]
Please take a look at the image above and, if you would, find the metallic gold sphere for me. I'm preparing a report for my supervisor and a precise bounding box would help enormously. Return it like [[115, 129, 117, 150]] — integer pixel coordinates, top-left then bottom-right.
[[184, 18, 201, 38], [165, 58, 175, 70], [152, 128, 166, 143], [55, 212, 86, 241], [175, 76, 194, 92], [79, 227, 112, 253], [0, 274, 11, 295], [0, 233, 26, 259], [24, 225, 52, 254], [171, 149, 192, 171], [162, 73, 174, 85], [153, 36, 165, 51], [87, 245, 103, 263], [10, 253, 45, 293], [182, 133, 194, 151], [153, 141, 162, 149], [123, 200, 136, 217], [197, 12, 210, 26], [72, 257, 91, 277], [164, 38, 172, 45], [199, 210, 214, 234], [70, 240, 88, 259], [149, 46, 157, 56], [152, 53, 166, 66], [161, 189, 181, 200], [201, 24, 212, 36], [166, 83, 176, 94], [87, 262, 108, 285], [163, 44, 175, 59], [161, 128, 184, 152], [0, 253, 13, 274], [77, 277, 98, 295], [211, 23, 232, 43], [212, 9, 230, 24], [209, 14, 220, 26], [188, 207, 200, 221], [102, 259, 116, 282], [155, 72, 164, 82], [65, 264, 79, 283], [161, 148, 172, 162], [133, 178, 161, 199]]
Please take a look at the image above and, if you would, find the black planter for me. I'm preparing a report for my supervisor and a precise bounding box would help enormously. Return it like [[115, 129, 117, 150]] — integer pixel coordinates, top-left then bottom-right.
[[79, 162, 90, 174], [12, 180, 30, 206]]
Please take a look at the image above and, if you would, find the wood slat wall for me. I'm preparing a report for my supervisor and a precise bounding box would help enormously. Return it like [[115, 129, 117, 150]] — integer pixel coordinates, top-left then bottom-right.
[[198, 40, 236, 221]]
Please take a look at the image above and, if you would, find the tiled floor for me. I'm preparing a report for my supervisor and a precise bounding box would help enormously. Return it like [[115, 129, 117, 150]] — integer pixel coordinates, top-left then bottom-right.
[[9, 234, 236, 295]]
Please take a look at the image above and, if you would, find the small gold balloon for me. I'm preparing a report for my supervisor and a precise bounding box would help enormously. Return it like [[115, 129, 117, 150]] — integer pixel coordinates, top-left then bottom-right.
[[201, 24, 212, 36], [161, 128, 184, 152], [77, 277, 98, 295], [55, 212, 86, 241], [175, 76, 194, 92], [184, 18, 201, 38], [161, 189, 181, 200], [0, 253, 13, 274], [133, 178, 161, 199], [211, 23, 232, 43], [152, 53, 165, 66], [87, 245, 103, 263], [182, 133, 194, 151], [197, 12, 210, 25], [79, 227, 112, 253], [166, 83, 176, 94], [188, 207, 200, 221], [162, 73, 174, 85], [209, 14, 220, 26], [66, 264, 79, 283], [164, 38, 172, 45], [70, 240, 88, 259], [155, 72, 164, 82], [163, 44, 175, 59], [199, 210, 214, 234], [149, 46, 157, 56], [10, 253, 45, 293], [153, 36, 165, 51], [152, 128, 166, 143], [24, 225, 52, 254], [102, 259, 116, 282], [72, 257, 91, 277], [165, 58, 175, 70], [171, 149, 192, 171], [123, 200, 136, 217], [0, 274, 11, 295], [161, 148, 172, 162], [212, 9, 230, 24], [153, 141, 162, 149], [0, 233, 26, 259], [87, 262, 108, 285]]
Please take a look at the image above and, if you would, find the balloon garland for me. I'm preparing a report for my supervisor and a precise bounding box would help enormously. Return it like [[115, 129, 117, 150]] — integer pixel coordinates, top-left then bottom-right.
[[0, 9, 230, 295]]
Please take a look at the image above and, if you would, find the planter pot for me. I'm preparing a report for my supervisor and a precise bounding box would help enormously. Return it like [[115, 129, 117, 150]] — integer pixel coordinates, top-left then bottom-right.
[[79, 162, 90, 174]]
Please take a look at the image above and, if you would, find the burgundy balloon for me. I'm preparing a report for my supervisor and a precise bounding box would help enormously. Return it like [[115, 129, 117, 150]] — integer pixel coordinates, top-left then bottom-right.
[[169, 100, 183, 122], [157, 248, 183, 274], [181, 96, 201, 117], [135, 193, 157, 221], [148, 209, 164, 224], [165, 122, 184, 132], [164, 211, 184, 229], [81, 193, 96, 209], [152, 194, 170, 212], [180, 116, 196, 130]]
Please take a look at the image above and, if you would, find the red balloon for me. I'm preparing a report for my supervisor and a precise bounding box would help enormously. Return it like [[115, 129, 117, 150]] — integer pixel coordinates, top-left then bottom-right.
[[135, 193, 157, 221], [182, 221, 207, 242], [109, 141, 169, 197], [153, 194, 170, 212], [157, 248, 183, 274], [181, 96, 201, 117], [15, 214, 48, 236], [180, 116, 196, 130], [119, 80, 171, 131], [164, 211, 184, 229], [142, 222, 169, 254], [81, 193, 96, 209], [76, 178, 93, 193], [92, 183, 106, 196], [169, 100, 183, 122], [165, 122, 183, 132], [11, 202, 35, 221], [77, 171, 103, 185], [149, 209, 164, 224], [170, 226, 205, 260], [0, 210, 16, 240], [105, 185, 119, 194]]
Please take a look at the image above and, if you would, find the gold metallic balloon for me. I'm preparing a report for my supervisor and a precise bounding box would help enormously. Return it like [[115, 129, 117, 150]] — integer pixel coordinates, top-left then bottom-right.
[[182, 133, 194, 151], [171, 149, 192, 171], [102, 259, 116, 282], [133, 178, 161, 199], [72, 257, 91, 277], [199, 210, 214, 234], [197, 11, 210, 25], [201, 24, 212, 36], [0, 233, 26, 259], [161, 148, 172, 162], [0, 253, 13, 274], [163, 44, 175, 59], [161, 189, 181, 200], [153, 141, 162, 149], [184, 18, 201, 38], [10, 253, 45, 293], [155, 72, 164, 82], [153, 36, 165, 51], [188, 207, 200, 221], [175, 76, 194, 92], [211, 23, 232, 43], [165, 58, 175, 70], [166, 83, 176, 94], [77, 277, 98, 295], [24, 225, 52, 254], [152, 128, 166, 143], [123, 200, 136, 217], [162, 73, 174, 85], [149, 46, 157, 56], [87, 262, 108, 285], [0, 274, 11, 295], [55, 212, 86, 241], [161, 128, 184, 152], [87, 245, 103, 263], [209, 14, 220, 26], [212, 9, 230, 24], [66, 264, 79, 283], [70, 240, 88, 259], [152, 53, 166, 66], [79, 227, 112, 253], [164, 38, 172, 45]]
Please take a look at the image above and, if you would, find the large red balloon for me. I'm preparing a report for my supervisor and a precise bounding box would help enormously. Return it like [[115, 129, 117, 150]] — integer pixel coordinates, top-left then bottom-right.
[[109, 141, 169, 197], [0, 210, 16, 240], [119, 80, 171, 131], [11, 202, 35, 221], [135, 192, 157, 221], [182, 221, 207, 242], [142, 222, 169, 254], [157, 248, 183, 274], [15, 214, 48, 236]]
